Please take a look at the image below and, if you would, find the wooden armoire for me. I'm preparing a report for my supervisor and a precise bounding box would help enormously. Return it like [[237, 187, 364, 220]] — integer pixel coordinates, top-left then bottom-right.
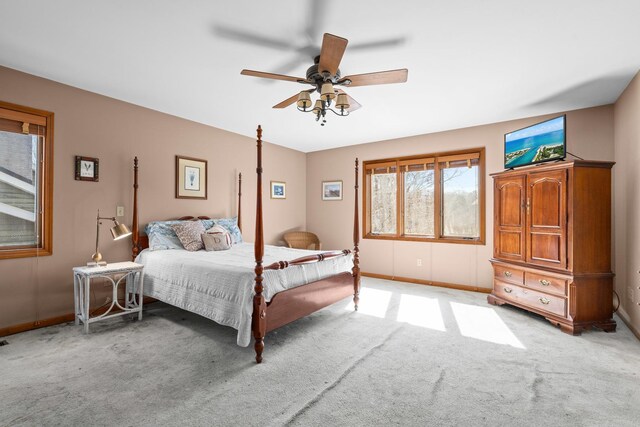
[[488, 160, 616, 335]]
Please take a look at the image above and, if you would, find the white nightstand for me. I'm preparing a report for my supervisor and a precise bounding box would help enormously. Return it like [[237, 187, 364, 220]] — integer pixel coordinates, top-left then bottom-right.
[[72, 261, 144, 333]]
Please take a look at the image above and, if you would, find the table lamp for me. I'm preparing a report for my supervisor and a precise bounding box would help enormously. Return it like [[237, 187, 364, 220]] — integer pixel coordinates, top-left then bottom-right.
[[88, 209, 132, 267]]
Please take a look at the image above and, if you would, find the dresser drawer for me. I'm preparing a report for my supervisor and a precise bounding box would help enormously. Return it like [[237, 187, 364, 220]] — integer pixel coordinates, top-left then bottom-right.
[[493, 265, 524, 285], [524, 271, 568, 296], [494, 280, 566, 318]]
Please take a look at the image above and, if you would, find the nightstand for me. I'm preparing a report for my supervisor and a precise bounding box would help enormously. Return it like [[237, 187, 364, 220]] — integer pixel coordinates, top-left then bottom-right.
[[72, 261, 144, 333]]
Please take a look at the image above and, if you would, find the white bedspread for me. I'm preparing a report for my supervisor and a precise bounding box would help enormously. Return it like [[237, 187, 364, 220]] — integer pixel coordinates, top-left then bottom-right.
[[135, 243, 353, 346]]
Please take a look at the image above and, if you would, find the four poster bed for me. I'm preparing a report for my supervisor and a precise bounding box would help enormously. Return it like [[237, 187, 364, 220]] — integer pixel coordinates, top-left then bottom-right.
[[130, 126, 361, 363]]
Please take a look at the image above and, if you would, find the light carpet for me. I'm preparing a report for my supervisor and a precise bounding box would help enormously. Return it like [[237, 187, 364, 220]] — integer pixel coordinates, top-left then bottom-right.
[[1, 277, 639, 426]]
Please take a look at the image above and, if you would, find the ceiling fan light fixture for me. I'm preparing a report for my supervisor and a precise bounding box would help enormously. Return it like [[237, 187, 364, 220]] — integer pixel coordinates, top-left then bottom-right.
[[320, 82, 336, 102], [296, 91, 312, 110], [335, 93, 350, 110]]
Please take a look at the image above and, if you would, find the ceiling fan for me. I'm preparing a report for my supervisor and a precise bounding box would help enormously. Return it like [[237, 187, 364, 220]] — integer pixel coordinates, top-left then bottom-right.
[[240, 33, 408, 125]]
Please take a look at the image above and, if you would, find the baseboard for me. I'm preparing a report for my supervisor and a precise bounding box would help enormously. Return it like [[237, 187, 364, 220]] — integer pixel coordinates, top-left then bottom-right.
[[0, 296, 158, 338], [362, 272, 492, 294], [0, 313, 77, 338], [617, 305, 640, 341]]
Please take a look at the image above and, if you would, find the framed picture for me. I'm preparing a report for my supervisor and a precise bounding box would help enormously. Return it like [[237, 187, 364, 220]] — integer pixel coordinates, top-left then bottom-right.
[[270, 181, 286, 199], [322, 180, 343, 201], [75, 156, 99, 182], [176, 155, 207, 199]]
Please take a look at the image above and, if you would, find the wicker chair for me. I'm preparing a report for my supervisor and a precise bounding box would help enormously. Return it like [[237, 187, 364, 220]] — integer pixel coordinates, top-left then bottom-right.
[[283, 231, 322, 250]]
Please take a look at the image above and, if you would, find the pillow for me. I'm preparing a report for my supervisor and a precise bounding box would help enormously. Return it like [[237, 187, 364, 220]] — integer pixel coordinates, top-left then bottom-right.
[[201, 219, 215, 230], [172, 221, 206, 251], [203, 225, 232, 249], [146, 220, 185, 250], [214, 217, 243, 244], [202, 233, 232, 251], [206, 224, 228, 234]]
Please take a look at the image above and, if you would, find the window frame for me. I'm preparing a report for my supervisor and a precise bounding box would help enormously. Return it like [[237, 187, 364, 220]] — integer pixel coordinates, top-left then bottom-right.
[[363, 147, 485, 245], [0, 100, 54, 259]]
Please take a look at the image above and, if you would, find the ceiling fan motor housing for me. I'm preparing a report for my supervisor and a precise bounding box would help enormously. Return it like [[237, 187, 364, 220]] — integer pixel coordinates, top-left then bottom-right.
[[307, 55, 341, 91]]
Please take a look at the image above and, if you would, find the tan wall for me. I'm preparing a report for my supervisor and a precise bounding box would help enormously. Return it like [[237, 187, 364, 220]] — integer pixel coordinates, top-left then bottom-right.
[[613, 71, 640, 334], [307, 105, 615, 289], [0, 66, 306, 330]]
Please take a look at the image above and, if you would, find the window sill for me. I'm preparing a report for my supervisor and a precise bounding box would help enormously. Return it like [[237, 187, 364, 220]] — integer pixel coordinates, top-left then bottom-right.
[[364, 233, 485, 245], [0, 248, 53, 260]]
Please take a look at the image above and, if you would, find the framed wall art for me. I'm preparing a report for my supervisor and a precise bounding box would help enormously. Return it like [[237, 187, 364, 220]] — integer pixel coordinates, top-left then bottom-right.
[[176, 155, 207, 199], [322, 180, 343, 201], [75, 156, 99, 182], [270, 181, 286, 199]]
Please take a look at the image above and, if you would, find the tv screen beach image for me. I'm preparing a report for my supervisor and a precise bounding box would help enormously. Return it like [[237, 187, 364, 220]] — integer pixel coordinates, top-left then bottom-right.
[[505, 116, 565, 168]]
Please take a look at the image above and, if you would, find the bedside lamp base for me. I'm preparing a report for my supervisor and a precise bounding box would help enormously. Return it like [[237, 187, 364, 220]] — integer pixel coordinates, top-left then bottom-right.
[[88, 251, 107, 267], [86, 261, 107, 267]]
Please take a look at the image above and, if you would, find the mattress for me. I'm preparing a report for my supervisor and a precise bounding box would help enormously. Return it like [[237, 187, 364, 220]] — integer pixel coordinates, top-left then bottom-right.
[[135, 242, 353, 346]]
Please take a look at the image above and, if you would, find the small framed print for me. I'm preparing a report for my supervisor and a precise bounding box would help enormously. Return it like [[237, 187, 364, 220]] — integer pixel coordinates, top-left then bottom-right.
[[322, 180, 343, 201], [75, 156, 99, 182], [176, 155, 207, 199], [270, 181, 286, 199]]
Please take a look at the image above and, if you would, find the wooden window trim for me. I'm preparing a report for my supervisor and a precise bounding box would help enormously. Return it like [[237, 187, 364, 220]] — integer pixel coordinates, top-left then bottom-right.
[[363, 147, 486, 245], [0, 100, 54, 260]]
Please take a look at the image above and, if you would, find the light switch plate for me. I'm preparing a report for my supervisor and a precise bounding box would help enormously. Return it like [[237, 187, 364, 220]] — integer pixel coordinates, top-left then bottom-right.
[[116, 206, 124, 217]]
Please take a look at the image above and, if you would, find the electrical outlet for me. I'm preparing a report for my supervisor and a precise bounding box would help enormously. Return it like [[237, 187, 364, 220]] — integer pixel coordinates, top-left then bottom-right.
[[417, 258, 422, 267], [116, 206, 125, 217], [627, 286, 634, 303]]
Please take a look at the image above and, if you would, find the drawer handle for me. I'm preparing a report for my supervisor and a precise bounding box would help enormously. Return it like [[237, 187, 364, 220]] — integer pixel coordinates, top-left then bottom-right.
[[539, 297, 550, 305], [504, 287, 513, 293], [504, 271, 512, 277], [539, 279, 551, 286]]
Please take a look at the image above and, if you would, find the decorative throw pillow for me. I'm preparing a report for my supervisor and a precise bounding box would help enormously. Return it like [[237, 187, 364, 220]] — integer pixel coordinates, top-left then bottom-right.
[[202, 232, 232, 251], [146, 220, 185, 250], [214, 217, 243, 244], [172, 221, 206, 251], [205, 225, 232, 244]]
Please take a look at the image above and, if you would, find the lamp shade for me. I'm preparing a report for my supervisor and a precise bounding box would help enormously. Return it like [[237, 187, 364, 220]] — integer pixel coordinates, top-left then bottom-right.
[[296, 91, 312, 109], [110, 223, 132, 240], [312, 99, 323, 112], [320, 83, 336, 101], [335, 93, 350, 110]]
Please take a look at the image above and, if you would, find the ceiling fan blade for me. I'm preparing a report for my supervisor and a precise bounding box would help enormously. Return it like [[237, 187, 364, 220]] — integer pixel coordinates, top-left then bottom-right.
[[318, 33, 348, 76], [270, 54, 310, 76], [214, 25, 296, 51], [241, 69, 309, 84], [339, 69, 408, 87], [347, 37, 406, 51], [273, 93, 301, 109], [336, 89, 362, 112], [273, 89, 315, 109], [303, 1, 324, 42]]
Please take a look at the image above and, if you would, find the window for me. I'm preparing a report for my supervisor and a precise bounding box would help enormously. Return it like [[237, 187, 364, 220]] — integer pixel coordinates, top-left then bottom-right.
[[364, 148, 485, 244], [369, 162, 397, 234], [0, 101, 54, 259]]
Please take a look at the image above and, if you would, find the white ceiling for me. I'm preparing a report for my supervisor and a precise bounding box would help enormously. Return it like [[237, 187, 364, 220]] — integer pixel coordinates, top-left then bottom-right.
[[1, 0, 639, 152]]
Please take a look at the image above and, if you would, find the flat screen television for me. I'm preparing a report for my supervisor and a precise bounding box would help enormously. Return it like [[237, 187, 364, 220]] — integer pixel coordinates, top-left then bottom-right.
[[504, 115, 566, 169]]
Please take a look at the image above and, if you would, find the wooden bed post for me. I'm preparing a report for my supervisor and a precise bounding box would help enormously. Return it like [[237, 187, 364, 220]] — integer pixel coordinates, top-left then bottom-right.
[[237, 172, 242, 232], [131, 156, 140, 261], [253, 125, 267, 363], [353, 158, 361, 311]]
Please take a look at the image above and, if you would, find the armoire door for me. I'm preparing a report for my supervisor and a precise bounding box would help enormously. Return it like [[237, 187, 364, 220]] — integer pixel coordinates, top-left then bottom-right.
[[494, 175, 526, 262], [526, 169, 567, 269]]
